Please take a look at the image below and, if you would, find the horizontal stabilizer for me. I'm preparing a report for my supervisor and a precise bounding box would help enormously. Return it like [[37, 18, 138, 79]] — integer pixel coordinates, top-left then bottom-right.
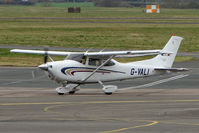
[[154, 68, 188, 72]]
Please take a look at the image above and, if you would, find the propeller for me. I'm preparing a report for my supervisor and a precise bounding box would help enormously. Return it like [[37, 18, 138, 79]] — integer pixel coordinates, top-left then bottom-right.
[[44, 47, 48, 64], [38, 47, 50, 71]]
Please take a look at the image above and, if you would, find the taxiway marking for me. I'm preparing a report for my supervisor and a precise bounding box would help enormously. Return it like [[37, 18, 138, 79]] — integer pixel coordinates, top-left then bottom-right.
[[44, 104, 67, 114], [98, 120, 158, 133]]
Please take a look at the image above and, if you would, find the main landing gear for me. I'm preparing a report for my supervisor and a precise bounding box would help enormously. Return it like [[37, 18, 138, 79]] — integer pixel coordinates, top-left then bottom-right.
[[56, 82, 118, 95], [98, 81, 118, 95]]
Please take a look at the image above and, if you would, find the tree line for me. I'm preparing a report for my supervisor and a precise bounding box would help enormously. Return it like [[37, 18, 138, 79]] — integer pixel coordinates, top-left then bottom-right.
[[93, 0, 199, 8], [0, 0, 199, 8]]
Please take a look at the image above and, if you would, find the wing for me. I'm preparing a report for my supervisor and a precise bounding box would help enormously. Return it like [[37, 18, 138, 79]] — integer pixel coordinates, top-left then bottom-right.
[[85, 50, 172, 58], [10, 49, 76, 56], [10, 49, 172, 58]]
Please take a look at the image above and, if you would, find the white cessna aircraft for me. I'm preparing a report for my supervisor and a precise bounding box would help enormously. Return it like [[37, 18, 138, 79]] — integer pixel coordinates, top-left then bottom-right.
[[11, 35, 187, 95]]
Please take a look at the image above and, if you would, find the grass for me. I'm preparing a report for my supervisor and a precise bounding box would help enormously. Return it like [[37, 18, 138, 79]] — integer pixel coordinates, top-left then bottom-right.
[[35, 2, 94, 7], [0, 6, 199, 18], [0, 6, 198, 66], [0, 23, 198, 51]]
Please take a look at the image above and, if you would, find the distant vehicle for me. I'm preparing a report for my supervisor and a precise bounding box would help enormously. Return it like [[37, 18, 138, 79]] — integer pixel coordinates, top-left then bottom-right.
[[11, 35, 187, 95]]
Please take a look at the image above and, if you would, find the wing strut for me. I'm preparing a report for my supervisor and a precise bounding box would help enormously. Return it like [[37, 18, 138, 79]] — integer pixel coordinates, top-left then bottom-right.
[[81, 55, 114, 83]]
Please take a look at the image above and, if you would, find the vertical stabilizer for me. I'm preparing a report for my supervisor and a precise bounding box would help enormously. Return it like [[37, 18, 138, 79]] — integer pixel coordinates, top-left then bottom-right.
[[152, 35, 184, 68]]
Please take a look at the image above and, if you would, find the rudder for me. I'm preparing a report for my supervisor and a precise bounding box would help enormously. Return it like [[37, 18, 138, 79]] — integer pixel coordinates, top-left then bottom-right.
[[152, 35, 184, 68]]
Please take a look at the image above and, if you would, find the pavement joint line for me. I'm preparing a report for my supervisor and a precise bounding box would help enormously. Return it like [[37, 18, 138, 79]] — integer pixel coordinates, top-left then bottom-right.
[[2, 99, 199, 106], [46, 116, 131, 122], [159, 121, 199, 126], [98, 120, 158, 133], [0, 75, 46, 86]]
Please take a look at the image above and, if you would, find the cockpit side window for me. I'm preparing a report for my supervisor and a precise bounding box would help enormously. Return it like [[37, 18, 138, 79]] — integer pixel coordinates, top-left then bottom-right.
[[88, 58, 115, 66], [88, 58, 101, 66], [104, 60, 115, 66], [80, 56, 86, 64]]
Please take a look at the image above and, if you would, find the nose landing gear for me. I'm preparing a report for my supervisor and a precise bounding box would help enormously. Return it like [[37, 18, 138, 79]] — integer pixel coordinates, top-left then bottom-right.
[[56, 84, 80, 95]]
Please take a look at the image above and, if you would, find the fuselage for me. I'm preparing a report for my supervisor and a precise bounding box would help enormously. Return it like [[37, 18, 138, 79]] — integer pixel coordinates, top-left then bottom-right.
[[46, 59, 164, 84]]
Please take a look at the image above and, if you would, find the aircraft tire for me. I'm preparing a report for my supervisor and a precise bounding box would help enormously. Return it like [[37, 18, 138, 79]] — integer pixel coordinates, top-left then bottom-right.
[[105, 92, 112, 95], [69, 91, 76, 94], [58, 93, 64, 95]]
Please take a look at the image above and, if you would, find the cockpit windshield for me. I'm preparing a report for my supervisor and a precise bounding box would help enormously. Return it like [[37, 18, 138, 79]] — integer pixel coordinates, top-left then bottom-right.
[[66, 53, 84, 63], [66, 54, 115, 66]]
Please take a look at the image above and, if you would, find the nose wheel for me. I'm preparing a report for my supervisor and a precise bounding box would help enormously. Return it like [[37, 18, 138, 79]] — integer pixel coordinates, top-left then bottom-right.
[[57, 91, 75, 95], [56, 84, 80, 95], [105, 92, 113, 95], [58, 92, 65, 95], [68, 91, 76, 94], [56, 87, 67, 95]]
